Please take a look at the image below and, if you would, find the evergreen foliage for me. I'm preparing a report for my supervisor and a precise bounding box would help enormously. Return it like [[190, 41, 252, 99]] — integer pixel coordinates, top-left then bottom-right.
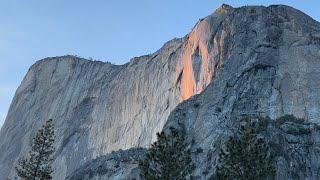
[[214, 121, 275, 180], [139, 127, 194, 180], [276, 114, 305, 125], [15, 119, 55, 180]]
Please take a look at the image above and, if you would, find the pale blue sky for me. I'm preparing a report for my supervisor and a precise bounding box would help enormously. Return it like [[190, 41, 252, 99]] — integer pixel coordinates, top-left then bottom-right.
[[1, 0, 319, 128]]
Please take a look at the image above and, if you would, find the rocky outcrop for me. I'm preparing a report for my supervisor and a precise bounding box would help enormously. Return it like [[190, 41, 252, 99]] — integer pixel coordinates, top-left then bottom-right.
[[1, 3, 320, 180], [66, 148, 146, 180]]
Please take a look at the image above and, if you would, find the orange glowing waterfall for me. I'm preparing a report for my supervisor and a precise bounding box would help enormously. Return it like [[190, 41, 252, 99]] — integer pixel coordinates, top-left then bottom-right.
[[178, 19, 213, 101], [180, 40, 197, 100], [180, 58, 196, 100]]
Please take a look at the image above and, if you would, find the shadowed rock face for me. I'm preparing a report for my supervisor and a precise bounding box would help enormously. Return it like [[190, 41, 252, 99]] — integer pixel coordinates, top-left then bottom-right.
[[163, 4, 320, 180], [1, 3, 320, 180]]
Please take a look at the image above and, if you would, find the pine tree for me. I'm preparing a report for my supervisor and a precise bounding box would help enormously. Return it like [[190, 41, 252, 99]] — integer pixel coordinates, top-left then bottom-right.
[[139, 127, 194, 180], [215, 122, 275, 180], [15, 119, 55, 180]]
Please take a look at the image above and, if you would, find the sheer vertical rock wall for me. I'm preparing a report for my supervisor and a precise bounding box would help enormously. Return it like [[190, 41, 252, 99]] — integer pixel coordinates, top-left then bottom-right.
[[1, 4, 320, 180]]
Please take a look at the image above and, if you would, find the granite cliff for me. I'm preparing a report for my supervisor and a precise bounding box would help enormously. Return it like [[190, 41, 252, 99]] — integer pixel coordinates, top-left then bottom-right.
[[0, 4, 223, 179], [1, 4, 320, 180]]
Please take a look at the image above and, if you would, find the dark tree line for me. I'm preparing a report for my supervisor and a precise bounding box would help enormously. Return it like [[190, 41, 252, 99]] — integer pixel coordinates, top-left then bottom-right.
[[140, 117, 276, 180]]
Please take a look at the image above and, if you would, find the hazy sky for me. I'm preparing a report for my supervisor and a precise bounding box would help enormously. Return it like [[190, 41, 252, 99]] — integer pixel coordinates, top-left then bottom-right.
[[0, 0, 319, 129]]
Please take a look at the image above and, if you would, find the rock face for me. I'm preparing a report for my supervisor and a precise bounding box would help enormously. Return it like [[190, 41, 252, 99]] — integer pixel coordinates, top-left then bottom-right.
[[163, 4, 320, 179], [0, 5, 223, 179], [1, 4, 320, 180], [70, 4, 320, 180], [0, 49, 212, 178]]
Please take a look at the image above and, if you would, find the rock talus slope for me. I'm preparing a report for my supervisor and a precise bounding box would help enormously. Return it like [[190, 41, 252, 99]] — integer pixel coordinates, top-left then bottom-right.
[[1, 4, 320, 180]]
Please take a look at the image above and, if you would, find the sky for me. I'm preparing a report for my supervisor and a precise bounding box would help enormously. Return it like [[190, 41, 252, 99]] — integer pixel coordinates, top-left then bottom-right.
[[0, 0, 319, 129]]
